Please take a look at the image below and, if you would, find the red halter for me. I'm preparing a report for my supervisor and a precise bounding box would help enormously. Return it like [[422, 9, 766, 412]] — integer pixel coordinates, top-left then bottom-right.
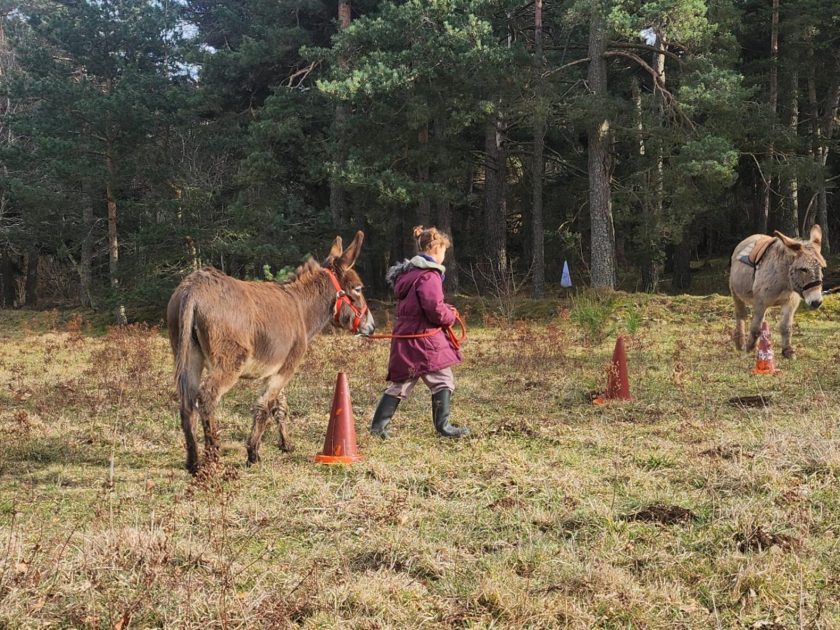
[[323, 267, 368, 333]]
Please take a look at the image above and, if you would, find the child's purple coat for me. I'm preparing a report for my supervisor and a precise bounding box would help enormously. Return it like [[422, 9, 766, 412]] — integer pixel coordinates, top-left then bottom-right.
[[386, 264, 463, 383]]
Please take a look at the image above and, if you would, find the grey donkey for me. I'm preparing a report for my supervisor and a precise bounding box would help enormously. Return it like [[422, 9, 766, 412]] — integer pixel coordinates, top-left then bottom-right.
[[729, 224, 825, 359]]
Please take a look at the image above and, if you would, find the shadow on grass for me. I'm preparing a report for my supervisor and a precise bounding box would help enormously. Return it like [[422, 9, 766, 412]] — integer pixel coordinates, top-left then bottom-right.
[[0, 436, 180, 479]]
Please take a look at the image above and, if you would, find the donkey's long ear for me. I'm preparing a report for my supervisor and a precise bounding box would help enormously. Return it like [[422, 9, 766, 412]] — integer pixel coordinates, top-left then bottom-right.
[[338, 231, 365, 270], [810, 224, 823, 250], [325, 236, 343, 264], [774, 230, 802, 252]]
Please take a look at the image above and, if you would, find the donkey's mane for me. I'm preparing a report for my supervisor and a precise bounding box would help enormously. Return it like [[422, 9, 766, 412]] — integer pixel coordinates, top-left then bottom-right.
[[278, 257, 325, 286]]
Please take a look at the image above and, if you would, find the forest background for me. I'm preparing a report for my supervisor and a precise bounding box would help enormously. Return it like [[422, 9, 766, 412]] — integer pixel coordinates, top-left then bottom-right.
[[1, 0, 839, 323]]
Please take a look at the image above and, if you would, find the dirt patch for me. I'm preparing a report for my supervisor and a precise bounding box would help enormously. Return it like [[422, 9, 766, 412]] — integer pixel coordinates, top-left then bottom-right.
[[350, 550, 440, 582], [727, 394, 772, 408], [186, 460, 240, 496], [534, 514, 588, 537], [700, 444, 754, 460], [487, 495, 522, 510], [487, 420, 538, 438], [251, 566, 321, 626], [623, 504, 697, 525], [736, 526, 798, 553]]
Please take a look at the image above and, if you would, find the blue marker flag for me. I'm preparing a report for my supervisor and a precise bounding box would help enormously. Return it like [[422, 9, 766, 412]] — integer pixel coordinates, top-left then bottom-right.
[[561, 260, 572, 288]]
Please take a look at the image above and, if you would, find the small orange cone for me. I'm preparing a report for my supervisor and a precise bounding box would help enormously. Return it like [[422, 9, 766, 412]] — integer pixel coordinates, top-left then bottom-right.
[[593, 336, 633, 404], [315, 372, 363, 464], [752, 321, 777, 375]]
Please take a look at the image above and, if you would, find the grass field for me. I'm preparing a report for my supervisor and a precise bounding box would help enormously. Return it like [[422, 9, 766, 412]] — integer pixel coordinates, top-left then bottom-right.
[[2, 291, 840, 628]]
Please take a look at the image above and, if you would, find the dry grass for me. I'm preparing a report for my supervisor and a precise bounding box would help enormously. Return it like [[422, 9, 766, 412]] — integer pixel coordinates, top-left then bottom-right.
[[1, 294, 840, 628]]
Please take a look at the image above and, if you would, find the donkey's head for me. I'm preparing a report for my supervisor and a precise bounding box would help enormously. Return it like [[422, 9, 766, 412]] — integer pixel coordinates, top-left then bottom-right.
[[775, 225, 826, 309], [324, 231, 376, 336]]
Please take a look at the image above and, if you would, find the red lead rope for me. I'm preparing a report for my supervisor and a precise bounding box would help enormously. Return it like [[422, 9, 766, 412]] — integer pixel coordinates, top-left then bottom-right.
[[363, 314, 467, 351]]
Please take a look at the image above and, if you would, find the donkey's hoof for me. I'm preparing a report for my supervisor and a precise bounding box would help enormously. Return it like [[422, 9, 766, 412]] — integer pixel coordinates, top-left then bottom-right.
[[782, 347, 796, 359], [246, 451, 261, 466], [278, 442, 295, 454]]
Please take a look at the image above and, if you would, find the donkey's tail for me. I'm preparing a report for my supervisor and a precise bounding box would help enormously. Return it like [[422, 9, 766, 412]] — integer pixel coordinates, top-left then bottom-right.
[[175, 292, 198, 412]]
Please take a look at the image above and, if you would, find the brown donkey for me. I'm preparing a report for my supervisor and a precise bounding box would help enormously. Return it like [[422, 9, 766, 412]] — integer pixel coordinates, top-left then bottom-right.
[[167, 231, 375, 474]]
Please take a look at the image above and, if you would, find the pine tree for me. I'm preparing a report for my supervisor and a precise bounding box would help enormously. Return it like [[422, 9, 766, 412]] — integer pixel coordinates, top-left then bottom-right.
[[8, 0, 190, 321]]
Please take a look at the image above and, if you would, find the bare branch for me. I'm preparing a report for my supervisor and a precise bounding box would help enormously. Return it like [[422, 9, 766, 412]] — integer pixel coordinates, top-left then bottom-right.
[[284, 61, 319, 89], [603, 50, 695, 129], [607, 42, 684, 66], [541, 57, 590, 80]]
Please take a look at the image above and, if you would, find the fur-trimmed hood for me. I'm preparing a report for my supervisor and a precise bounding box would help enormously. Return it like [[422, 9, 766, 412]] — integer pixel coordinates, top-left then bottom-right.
[[386, 255, 446, 287]]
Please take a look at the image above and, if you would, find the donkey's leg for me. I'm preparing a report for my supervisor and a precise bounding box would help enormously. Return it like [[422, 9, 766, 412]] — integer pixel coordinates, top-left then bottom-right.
[[780, 297, 799, 359], [245, 405, 269, 466], [271, 391, 292, 453], [180, 347, 204, 474], [197, 367, 242, 467], [733, 295, 749, 351], [246, 375, 286, 465], [181, 407, 200, 474], [746, 303, 766, 352], [266, 344, 306, 457]]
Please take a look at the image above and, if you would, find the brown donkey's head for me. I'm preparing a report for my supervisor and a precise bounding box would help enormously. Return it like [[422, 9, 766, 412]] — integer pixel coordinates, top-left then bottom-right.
[[775, 224, 826, 309], [324, 231, 376, 335]]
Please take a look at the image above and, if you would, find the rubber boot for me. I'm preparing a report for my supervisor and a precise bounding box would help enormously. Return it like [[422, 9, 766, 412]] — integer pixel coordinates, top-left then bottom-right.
[[431, 389, 469, 438], [370, 393, 400, 439]]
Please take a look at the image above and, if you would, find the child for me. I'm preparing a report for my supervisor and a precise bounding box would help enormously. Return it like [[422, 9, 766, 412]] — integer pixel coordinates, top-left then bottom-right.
[[369, 226, 470, 439]]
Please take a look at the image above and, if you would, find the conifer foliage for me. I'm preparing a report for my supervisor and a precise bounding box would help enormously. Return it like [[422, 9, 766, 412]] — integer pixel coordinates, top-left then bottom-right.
[[1, 0, 838, 318]]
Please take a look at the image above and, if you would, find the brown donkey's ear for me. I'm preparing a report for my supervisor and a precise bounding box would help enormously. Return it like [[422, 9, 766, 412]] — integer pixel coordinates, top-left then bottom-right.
[[338, 231, 365, 270], [774, 231, 802, 252], [325, 235, 343, 264], [810, 224, 822, 250]]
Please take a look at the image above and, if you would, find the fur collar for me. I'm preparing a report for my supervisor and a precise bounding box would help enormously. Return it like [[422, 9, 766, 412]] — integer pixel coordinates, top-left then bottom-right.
[[386, 255, 446, 287]]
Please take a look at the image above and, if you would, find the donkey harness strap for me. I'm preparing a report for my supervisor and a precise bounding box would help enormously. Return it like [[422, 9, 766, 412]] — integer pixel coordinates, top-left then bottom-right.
[[322, 267, 368, 333]]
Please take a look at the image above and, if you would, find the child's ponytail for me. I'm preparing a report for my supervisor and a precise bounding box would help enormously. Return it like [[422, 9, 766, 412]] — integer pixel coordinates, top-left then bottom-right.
[[414, 225, 452, 253]]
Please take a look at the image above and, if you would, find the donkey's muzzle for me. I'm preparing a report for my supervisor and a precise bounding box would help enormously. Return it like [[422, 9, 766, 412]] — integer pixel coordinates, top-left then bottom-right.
[[358, 313, 376, 336], [802, 282, 823, 309]]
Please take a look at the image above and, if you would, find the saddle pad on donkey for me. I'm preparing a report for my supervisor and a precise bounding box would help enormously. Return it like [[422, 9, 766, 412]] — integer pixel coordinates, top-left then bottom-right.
[[737, 235, 777, 268]]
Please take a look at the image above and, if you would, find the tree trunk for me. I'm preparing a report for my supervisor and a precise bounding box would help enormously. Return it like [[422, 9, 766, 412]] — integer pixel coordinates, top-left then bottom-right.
[[436, 196, 459, 293], [433, 120, 459, 292], [24, 249, 38, 307], [671, 244, 692, 292], [815, 53, 840, 254], [390, 210, 407, 270], [783, 69, 800, 236], [642, 33, 666, 292], [531, 0, 545, 298], [805, 41, 819, 235], [484, 118, 507, 272], [417, 125, 431, 225], [330, 0, 351, 227], [0, 16, 15, 148], [759, 0, 780, 235], [586, 4, 616, 289], [106, 150, 127, 325], [0, 19, 18, 309], [79, 199, 95, 308], [0, 252, 18, 308]]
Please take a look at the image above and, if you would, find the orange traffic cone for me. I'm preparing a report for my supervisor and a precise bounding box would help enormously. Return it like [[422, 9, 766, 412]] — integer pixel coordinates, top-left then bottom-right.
[[593, 336, 633, 404], [315, 372, 363, 464], [752, 321, 777, 375]]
